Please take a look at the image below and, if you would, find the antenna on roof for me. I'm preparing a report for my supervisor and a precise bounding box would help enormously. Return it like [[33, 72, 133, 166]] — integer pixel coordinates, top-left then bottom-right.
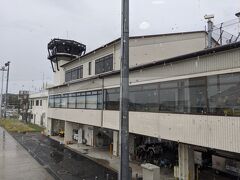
[[204, 14, 214, 48]]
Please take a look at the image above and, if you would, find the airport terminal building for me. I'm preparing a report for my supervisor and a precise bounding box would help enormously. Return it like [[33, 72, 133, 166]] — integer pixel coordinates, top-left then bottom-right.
[[45, 31, 240, 179]]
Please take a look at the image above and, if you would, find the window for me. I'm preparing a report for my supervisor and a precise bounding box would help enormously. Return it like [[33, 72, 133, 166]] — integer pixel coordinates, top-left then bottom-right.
[[188, 77, 207, 114], [49, 96, 54, 108], [207, 73, 240, 116], [97, 90, 103, 109], [105, 88, 119, 110], [65, 65, 83, 82], [95, 54, 113, 74], [129, 84, 159, 112], [65, 71, 71, 82], [29, 100, 32, 109], [61, 94, 68, 108], [159, 81, 178, 113], [54, 95, 61, 108], [86, 91, 97, 109], [36, 100, 39, 106], [88, 61, 92, 75], [68, 93, 76, 108], [40, 100, 42, 106], [76, 92, 85, 109]]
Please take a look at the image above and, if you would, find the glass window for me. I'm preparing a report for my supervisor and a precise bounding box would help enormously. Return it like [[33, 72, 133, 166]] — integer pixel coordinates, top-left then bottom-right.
[[88, 62, 92, 75], [49, 96, 54, 108], [54, 95, 61, 108], [86, 91, 97, 109], [159, 81, 178, 113], [142, 84, 159, 112], [97, 90, 103, 109], [61, 94, 68, 108], [40, 100, 42, 106], [68, 93, 76, 108], [79, 65, 83, 78], [71, 68, 78, 80], [188, 77, 207, 114], [105, 88, 120, 110], [95, 54, 113, 74], [207, 73, 240, 116], [65, 71, 71, 82], [65, 65, 83, 82], [76, 92, 85, 109], [36, 100, 39, 106]]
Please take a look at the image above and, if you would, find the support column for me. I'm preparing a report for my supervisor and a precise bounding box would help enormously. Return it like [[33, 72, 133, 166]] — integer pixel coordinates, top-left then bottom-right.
[[129, 134, 135, 160], [64, 121, 73, 144], [113, 131, 119, 156], [46, 118, 52, 136], [178, 144, 195, 180]]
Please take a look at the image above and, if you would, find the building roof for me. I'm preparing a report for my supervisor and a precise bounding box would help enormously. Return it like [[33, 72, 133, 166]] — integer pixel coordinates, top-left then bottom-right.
[[48, 40, 240, 90], [61, 31, 206, 67]]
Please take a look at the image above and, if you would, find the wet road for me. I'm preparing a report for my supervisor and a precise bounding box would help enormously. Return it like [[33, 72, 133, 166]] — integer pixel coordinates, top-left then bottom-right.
[[0, 127, 54, 180], [11, 132, 118, 180]]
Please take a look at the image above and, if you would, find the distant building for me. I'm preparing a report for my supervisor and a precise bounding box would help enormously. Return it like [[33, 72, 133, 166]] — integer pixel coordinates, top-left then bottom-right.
[[28, 90, 48, 128]]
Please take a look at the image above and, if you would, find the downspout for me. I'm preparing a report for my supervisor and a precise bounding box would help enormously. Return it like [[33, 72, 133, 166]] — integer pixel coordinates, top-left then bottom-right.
[[101, 78, 104, 127]]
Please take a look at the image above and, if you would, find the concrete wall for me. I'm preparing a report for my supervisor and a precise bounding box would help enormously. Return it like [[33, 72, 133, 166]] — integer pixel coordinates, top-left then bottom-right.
[[48, 108, 240, 153]]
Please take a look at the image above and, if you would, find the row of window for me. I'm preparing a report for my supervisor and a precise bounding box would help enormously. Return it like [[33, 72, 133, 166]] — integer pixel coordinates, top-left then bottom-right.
[[95, 54, 113, 75], [65, 65, 83, 82], [49, 90, 102, 110], [65, 54, 113, 83], [50, 72, 240, 116], [29, 99, 42, 109]]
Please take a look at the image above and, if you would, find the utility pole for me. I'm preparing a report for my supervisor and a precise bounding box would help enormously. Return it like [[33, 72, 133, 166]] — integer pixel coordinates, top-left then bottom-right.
[[119, 0, 130, 179], [0, 66, 6, 118], [4, 61, 10, 118]]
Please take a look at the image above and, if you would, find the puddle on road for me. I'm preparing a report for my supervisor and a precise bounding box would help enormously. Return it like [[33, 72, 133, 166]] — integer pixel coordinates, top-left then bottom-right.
[[11, 132, 118, 180]]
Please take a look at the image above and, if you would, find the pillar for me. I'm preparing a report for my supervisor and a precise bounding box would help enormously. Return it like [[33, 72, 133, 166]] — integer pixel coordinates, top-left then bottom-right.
[[45, 118, 52, 136], [64, 121, 74, 144], [178, 143, 195, 180], [113, 131, 119, 156], [129, 134, 135, 160]]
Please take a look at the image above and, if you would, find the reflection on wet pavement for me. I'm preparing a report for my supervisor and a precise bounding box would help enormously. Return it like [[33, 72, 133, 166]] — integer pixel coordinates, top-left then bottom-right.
[[11, 131, 118, 180], [0, 127, 54, 180]]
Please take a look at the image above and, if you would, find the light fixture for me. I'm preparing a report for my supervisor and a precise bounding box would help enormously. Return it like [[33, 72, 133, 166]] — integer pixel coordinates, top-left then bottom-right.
[[235, 12, 240, 17]]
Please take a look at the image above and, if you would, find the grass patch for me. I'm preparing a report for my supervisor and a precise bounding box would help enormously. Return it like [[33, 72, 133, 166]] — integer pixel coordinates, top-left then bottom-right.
[[0, 119, 44, 133]]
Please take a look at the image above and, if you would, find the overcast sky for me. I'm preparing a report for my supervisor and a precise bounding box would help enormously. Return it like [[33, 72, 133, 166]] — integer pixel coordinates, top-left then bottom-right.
[[0, 0, 239, 93]]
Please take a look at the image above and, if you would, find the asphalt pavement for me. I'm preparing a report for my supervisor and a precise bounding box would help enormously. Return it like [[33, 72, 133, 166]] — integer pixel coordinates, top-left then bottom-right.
[[11, 131, 118, 180]]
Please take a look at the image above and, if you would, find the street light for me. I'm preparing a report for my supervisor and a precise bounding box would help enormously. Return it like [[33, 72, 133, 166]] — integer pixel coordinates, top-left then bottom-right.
[[0, 66, 7, 118], [4, 61, 10, 118], [235, 12, 240, 18]]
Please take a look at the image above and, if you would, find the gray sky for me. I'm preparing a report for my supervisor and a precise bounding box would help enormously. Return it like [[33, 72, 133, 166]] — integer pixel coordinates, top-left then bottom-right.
[[0, 0, 239, 93]]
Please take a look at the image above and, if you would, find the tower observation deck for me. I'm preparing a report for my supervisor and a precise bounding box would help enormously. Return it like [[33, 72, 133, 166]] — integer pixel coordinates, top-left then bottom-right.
[[47, 38, 86, 72]]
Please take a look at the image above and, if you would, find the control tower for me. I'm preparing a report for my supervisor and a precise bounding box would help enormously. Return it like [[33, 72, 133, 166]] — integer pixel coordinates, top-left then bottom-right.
[[47, 38, 86, 85]]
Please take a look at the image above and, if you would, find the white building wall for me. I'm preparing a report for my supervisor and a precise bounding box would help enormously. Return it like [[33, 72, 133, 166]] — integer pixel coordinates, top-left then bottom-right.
[[29, 91, 48, 128], [63, 32, 207, 81]]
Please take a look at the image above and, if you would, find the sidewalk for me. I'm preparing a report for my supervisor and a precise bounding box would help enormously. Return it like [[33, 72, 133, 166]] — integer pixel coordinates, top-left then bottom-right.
[[49, 136, 175, 179], [0, 127, 54, 180]]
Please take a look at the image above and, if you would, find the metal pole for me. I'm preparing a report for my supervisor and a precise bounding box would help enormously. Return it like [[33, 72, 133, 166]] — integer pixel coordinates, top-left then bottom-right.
[[0, 68, 4, 118], [4, 62, 10, 118], [119, 0, 129, 179], [207, 19, 213, 48]]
